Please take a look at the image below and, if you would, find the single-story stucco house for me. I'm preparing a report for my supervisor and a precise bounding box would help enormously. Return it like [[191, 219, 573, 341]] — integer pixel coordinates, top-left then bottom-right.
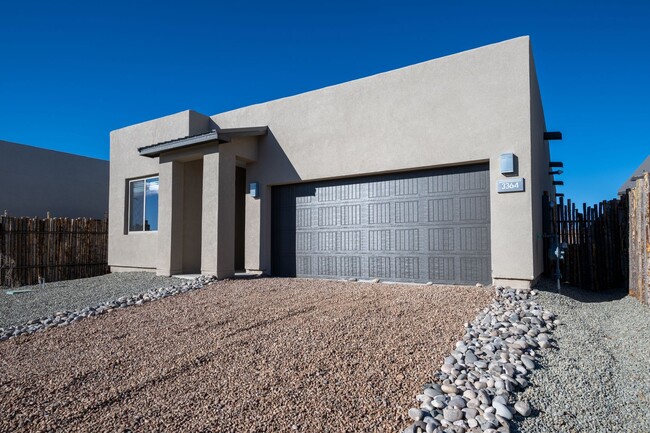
[[0, 140, 109, 218], [108, 36, 557, 289]]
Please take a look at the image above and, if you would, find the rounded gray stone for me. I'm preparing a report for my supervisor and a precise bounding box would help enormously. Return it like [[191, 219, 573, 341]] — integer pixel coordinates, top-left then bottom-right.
[[462, 390, 476, 400], [408, 408, 424, 421], [443, 407, 463, 422], [424, 387, 442, 398], [463, 408, 478, 419], [492, 401, 513, 420], [431, 399, 446, 409], [514, 400, 531, 416], [444, 356, 456, 365], [474, 360, 488, 369], [448, 396, 466, 409], [441, 384, 458, 394]]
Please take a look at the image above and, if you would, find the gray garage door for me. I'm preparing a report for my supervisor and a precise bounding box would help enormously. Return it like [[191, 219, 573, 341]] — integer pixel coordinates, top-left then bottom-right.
[[272, 163, 491, 284]]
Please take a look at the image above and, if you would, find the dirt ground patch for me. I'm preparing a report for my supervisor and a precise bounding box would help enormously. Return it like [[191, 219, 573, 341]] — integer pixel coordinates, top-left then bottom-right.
[[0, 278, 492, 432]]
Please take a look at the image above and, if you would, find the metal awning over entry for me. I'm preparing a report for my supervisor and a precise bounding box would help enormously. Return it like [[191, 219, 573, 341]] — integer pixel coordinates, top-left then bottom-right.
[[272, 164, 491, 285], [138, 126, 268, 157]]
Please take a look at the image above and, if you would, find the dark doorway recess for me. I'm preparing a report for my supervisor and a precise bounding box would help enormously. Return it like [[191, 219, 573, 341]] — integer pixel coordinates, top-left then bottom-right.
[[235, 166, 246, 271], [182, 159, 203, 274]]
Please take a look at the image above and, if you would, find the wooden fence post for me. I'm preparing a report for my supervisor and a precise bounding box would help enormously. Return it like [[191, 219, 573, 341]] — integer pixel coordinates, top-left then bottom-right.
[[628, 172, 650, 305]]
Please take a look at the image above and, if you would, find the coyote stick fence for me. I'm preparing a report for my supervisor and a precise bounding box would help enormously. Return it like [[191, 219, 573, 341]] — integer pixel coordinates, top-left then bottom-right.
[[549, 195, 628, 291], [0, 216, 108, 287]]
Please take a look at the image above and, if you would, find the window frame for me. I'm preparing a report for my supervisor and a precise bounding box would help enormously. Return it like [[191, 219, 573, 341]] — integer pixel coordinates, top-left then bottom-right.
[[127, 175, 159, 233]]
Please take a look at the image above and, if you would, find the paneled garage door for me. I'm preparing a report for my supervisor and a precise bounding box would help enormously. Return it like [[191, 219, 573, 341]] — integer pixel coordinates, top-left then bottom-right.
[[272, 163, 491, 284]]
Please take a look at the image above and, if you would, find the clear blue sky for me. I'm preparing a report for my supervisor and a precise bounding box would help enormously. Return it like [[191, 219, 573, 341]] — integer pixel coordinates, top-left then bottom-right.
[[1, 0, 648, 206]]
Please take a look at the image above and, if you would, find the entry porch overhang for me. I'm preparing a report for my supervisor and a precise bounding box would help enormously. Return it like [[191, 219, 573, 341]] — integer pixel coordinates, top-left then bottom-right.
[[137, 126, 268, 158], [149, 125, 267, 280]]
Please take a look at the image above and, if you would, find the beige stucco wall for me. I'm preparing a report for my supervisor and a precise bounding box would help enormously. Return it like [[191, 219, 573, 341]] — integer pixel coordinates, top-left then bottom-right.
[[211, 36, 541, 285], [108, 110, 211, 270], [527, 45, 555, 281], [109, 36, 552, 287], [0, 140, 108, 218]]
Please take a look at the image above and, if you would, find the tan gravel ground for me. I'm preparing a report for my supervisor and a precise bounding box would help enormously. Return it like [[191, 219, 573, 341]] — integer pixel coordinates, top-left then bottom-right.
[[0, 278, 492, 433]]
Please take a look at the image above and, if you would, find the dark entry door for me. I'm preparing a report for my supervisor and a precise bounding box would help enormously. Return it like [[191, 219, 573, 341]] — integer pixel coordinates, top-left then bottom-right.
[[234, 166, 246, 271], [272, 164, 491, 284]]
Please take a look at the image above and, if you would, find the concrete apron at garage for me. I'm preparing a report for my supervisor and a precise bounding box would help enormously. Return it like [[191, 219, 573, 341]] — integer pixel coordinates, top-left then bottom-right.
[[173, 271, 263, 280]]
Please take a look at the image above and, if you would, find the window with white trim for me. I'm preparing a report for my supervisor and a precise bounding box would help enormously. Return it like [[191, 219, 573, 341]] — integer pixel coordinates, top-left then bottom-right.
[[128, 176, 159, 232]]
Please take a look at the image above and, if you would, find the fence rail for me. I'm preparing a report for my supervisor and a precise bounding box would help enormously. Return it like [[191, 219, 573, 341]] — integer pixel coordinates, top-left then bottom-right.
[[547, 196, 628, 291], [0, 216, 108, 287], [629, 172, 650, 306]]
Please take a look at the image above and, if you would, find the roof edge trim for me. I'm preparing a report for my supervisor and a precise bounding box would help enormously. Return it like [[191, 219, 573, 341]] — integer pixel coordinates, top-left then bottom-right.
[[137, 126, 268, 158]]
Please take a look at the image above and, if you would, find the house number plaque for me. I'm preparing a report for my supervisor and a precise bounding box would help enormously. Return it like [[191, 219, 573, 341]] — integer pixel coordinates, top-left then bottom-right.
[[497, 178, 525, 193]]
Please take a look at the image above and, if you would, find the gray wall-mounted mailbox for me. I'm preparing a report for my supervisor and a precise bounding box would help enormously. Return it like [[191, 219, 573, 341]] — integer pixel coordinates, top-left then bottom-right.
[[500, 153, 516, 175], [249, 182, 259, 198]]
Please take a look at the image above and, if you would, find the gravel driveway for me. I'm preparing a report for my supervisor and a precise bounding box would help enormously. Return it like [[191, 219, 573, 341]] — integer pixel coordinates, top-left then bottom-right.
[[0, 278, 492, 432]]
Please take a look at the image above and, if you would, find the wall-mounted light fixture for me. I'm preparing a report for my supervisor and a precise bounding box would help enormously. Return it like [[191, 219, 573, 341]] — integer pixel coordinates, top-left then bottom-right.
[[549, 161, 564, 168], [249, 182, 259, 199], [549, 170, 564, 175], [553, 181, 564, 186]]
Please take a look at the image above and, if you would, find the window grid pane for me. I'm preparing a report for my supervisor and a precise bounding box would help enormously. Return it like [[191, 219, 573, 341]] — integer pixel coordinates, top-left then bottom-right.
[[145, 178, 159, 231], [129, 180, 145, 231]]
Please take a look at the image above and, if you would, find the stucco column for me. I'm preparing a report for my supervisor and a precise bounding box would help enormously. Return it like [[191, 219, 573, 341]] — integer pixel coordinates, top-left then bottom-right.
[[201, 147, 236, 278], [157, 160, 184, 276], [245, 192, 261, 271]]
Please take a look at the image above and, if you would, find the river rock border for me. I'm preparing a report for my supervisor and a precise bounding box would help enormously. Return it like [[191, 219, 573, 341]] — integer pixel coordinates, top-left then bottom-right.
[[0, 275, 218, 341], [402, 286, 557, 433]]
